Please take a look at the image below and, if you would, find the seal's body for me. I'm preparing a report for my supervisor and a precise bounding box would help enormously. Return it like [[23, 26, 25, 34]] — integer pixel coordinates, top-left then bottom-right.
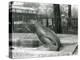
[[25, 20, 61, 51]]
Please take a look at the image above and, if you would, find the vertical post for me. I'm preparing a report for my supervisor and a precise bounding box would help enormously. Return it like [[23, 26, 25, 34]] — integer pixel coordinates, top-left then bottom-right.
[[53, 4, 62, 33], [9, 1, 14, 58], [46, 18, 48, 27], [68, 5, 71, 27]]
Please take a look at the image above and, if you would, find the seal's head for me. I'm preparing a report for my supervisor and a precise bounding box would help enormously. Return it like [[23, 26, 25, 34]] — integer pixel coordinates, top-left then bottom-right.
[[29, 19, 37, 24]]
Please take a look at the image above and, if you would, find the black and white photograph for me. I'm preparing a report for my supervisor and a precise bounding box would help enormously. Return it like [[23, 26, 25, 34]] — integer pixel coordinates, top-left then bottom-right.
[[9, 1, 78, 59]]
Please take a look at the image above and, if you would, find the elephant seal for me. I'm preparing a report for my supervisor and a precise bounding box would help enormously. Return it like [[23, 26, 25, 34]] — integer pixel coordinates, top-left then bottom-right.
[[24, 19, 62, 51]]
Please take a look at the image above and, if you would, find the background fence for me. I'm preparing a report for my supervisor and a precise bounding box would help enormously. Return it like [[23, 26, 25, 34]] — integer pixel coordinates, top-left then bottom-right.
[[10, 12, 78, 34], [9, 9, 78, 34]]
